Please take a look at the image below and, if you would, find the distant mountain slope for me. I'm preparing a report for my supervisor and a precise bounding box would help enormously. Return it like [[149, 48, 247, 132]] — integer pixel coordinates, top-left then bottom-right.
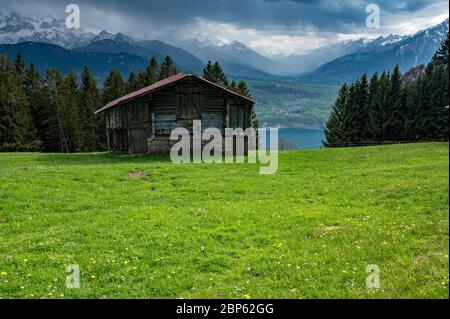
[[278, 34, 405, 75], [78, 33, 279, 79], [0, 11, 94, 48], [300, 18, 449, 84], [177, 38, 281, 79], [0, 42, 148, 82], [218, 40, 280, 74], [178, 35, 410, 76], [76, 31, 205, 74]]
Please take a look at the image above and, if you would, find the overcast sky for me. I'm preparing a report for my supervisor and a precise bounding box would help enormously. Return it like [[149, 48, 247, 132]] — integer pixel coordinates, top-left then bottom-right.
[[2, 0, 449, 56]]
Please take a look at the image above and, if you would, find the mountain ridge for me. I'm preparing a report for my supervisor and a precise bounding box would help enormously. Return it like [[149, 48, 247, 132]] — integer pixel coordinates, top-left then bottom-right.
[[0, 41, 148, 82], [299, 18, 449, 84], [0, 10, 448, 84]]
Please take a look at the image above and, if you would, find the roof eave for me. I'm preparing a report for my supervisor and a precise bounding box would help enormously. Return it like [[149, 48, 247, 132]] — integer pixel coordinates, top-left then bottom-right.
[[95, 73, 255, 114]]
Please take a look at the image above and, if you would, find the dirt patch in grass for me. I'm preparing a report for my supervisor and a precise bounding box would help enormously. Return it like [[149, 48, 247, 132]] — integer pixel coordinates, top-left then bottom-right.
[[316, 224, 343, 233], [415, 252, 446, 263], [128, 171, 148, 177]]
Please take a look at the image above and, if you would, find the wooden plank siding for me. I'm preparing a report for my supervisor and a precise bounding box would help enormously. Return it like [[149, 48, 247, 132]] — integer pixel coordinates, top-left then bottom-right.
[[104, 78, 252, 154]]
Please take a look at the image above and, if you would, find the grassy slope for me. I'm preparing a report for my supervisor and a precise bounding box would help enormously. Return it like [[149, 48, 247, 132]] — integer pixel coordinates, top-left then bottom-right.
[[0, 143, 448, 299]]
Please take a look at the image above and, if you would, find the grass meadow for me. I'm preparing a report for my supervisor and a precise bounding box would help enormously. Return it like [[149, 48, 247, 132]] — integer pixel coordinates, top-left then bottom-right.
[[0, 143, 448, 298]]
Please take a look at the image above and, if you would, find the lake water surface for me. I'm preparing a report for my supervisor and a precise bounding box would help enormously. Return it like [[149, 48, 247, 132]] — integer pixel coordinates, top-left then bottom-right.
[[278, 128, 325, 150]]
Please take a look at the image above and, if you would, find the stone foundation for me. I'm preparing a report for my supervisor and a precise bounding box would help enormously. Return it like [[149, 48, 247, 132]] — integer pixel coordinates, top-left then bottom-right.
[[147, 137, 177, 154], [147, 136, 250, 155]]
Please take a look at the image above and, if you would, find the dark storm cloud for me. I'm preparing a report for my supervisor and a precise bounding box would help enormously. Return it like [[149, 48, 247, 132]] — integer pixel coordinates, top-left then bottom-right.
[[3, 0, 444, 34]]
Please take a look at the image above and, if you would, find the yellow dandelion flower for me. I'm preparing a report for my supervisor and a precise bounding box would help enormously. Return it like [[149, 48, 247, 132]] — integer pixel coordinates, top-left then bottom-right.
[[244, 294, 251, 299], [91, 275, 96, 279], [0, 271, 7, 276]]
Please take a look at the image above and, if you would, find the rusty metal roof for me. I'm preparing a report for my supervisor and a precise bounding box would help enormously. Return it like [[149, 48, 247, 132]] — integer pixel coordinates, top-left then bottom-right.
[[95, 73, 255, 114]]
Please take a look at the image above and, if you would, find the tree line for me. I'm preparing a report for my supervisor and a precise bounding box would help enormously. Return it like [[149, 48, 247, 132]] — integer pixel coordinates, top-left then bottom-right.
[[0, 54, 255, 153], [325, 34, 449, 146]]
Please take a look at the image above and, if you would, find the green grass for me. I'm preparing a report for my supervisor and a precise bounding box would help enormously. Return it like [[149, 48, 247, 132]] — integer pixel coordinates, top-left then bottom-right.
[[0, 143, 448, 299]]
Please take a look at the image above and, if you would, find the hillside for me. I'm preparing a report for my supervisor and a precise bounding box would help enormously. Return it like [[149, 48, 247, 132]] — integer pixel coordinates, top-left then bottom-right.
[[0, 143, 448, 298], [0, 42, 148, 82], [75, 32, 205, 74], [301, 18, 449, 84], [247, 80, 339, 128]]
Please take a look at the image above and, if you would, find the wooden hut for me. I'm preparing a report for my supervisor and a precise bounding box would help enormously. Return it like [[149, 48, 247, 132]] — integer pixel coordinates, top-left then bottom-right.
[[95, 73, 255, 154]]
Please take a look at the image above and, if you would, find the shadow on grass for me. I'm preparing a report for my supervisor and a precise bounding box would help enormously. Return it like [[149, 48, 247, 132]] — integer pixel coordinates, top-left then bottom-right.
[[33, 152, 173, 166]]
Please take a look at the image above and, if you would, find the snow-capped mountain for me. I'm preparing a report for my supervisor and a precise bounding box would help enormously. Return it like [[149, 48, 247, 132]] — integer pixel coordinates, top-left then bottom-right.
[[89, 30, 134, 44], [300, 18, 449, 84], [76, 30, 205, 74], [178, 34, 408, 76], [277, 34, 406, 75], [0, 11, 94, 48], [0, 10, 447, 82]]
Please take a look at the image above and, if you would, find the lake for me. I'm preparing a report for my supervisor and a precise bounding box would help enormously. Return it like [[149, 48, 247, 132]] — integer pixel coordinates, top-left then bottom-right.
[[265, 128, 325, 150]]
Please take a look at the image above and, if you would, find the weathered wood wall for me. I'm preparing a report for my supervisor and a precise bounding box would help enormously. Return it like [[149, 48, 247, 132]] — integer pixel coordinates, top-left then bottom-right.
[[105, 78, 252, 154], [105, 97, 152, 154]]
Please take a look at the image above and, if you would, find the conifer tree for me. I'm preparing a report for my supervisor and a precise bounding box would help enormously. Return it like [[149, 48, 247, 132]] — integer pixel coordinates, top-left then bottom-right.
[[0, 55, 38, 151], [45, 69, 69, 152], [432, 33, 449, 69], [228, 80, 238, 92], [340, 82, 359, 143], [103, 69, 125, 105], [237, 80, 251, 98], [428, 34, 449, 139], [384, 66, 405, 140], [367, 73, 379, 139], [203, 61, 215, 82], [203, 61, 229, 87], [158, 55, 179, 80], [126, 71, 144, 93], [353, 74, 369, 141], [369, 72, 390, 141], [14, 53, 26, 85], [144, 57, 159, 86], [407, 35, 448, 140], [62, 71, 81, 152], [79, 66, 102, 152], [325, 84, 349, 145], [212, 62, 229, 87], [23, 63, 45, 150]]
